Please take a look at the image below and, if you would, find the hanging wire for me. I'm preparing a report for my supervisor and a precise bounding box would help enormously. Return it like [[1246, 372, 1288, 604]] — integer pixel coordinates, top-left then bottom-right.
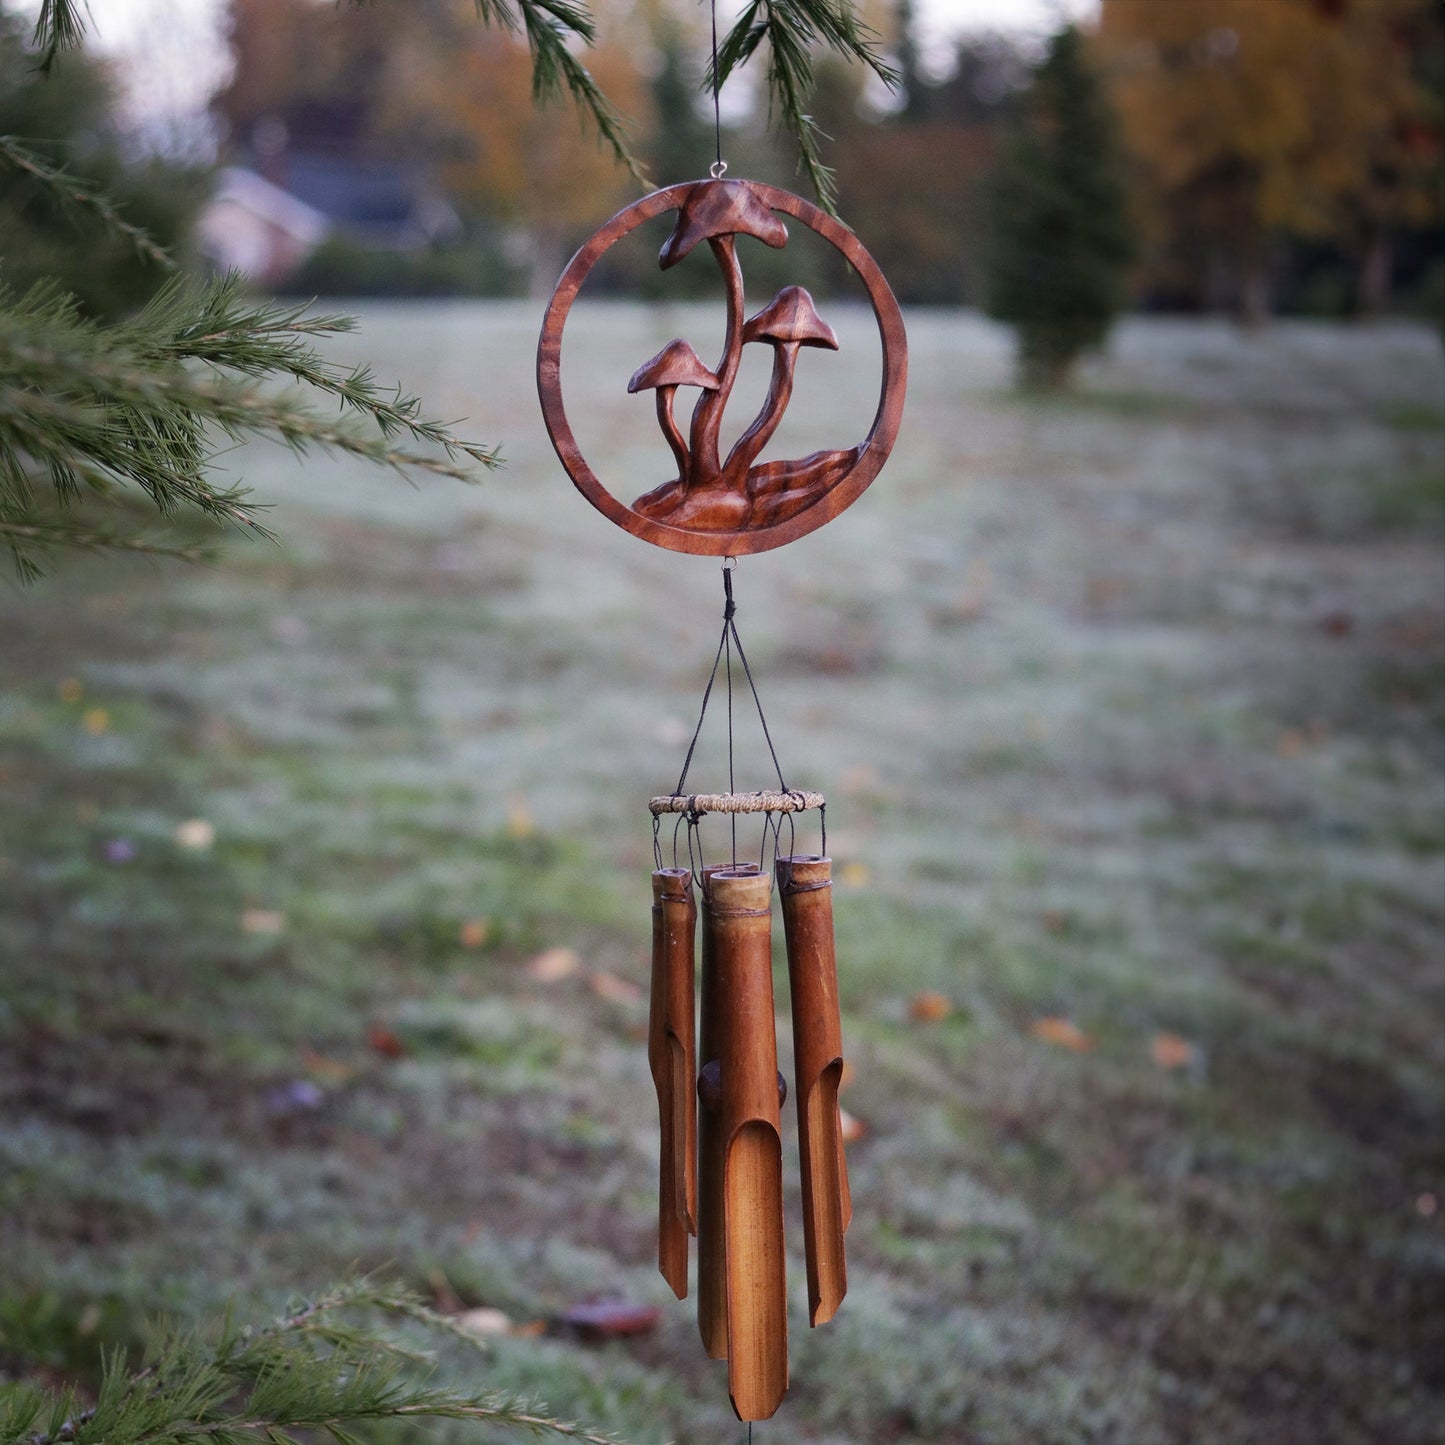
[[709, 0, 724, 174], [667, 562, 815, 888], [725, 609, 736, 865]]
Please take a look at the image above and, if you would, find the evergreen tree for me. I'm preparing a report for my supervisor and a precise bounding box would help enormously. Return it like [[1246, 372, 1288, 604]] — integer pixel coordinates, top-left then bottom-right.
[[0, 13, 202, 320], [985, 24, 1136, 388], [647, 29, 713, 188]]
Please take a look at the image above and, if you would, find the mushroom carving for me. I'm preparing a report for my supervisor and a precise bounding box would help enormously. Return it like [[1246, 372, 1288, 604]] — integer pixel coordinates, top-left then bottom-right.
[[616, 178, 879, 536], [628, 340, 719, 485], [656, 182, 788, 488], [722, 287, 838, 490], [537, 175, 908, 556]]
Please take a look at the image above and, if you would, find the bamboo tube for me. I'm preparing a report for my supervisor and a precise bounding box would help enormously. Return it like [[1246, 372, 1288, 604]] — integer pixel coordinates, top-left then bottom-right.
[[650, 868, 696, 1299], [777, 854, 850, 1327], [710, 866, 788, 1422], [696, 861, 758, 1359]]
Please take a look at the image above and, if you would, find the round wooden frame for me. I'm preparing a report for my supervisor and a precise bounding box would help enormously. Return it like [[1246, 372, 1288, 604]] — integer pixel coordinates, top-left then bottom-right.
[[537, 181, 908, 556]]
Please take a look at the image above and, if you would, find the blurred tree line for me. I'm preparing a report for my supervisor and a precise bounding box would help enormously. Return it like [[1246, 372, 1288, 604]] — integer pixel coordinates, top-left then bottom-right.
[[4, 0, 1441, 321], [205, 0, 1441, 321]]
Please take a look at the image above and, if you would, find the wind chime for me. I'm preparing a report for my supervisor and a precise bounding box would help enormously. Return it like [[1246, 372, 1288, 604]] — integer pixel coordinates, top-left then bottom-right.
[[535, 42, 906, 1425]]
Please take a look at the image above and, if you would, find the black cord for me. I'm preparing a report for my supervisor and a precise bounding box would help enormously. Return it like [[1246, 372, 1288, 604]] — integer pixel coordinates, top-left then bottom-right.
[[673, 565, 789, 801]]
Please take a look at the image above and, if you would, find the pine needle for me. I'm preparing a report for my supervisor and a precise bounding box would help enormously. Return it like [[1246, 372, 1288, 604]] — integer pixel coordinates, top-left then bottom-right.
[[711, 0, 899, 210], [27, 0, 88, 71], [0, 137, 174, 270]]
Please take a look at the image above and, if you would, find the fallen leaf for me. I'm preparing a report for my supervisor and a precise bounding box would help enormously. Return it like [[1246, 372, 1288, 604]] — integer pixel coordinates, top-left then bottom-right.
[[558, 1300, 661, 1339], [1150, 1032, 1197, 1070], [458, 917, 491, 949], [299, 1047, 355, 1084], [909, 991, 952, 1023], [1276, 729, 1306, 758], [367, 1023, 406, 1059], [528, 947, 580, 982], [589, 970, 643, 1004], [241, 908, 285, 935], [58, 678, 83, 704], [506, 795, 534, 838], [1030, 1016, 1093, 1052], [839, 1107, 867, 1142], [175, 818, 215, 851], [82, 707, 109, 736], [456, 1307, 513, 1337]]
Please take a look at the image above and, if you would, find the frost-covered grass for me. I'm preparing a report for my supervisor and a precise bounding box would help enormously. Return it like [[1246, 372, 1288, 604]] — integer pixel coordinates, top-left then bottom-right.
[[2, 306, 1442, 1445]]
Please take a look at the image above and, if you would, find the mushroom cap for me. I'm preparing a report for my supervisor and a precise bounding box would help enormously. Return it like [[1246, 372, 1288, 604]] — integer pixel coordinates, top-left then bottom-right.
[[658, 180, 788, 270], [627, 337, 720, 393], [741, 285, 839, 350]]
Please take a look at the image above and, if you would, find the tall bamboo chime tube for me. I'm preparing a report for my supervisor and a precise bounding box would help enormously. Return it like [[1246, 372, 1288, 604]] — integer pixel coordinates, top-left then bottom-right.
[[537, 43, 906, 1418], [649, 867, 696, 1299], [706, 865, 788, 1420], [777, 853, 850, 1327]]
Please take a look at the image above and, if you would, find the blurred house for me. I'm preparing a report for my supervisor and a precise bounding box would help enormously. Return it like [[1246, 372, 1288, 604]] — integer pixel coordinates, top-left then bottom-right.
[[196, 167, 329, 286], [197, 145, 460, 286]]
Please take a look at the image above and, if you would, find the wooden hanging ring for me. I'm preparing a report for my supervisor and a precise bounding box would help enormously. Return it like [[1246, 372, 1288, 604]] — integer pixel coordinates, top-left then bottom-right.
[[537, 180, 907, 557]]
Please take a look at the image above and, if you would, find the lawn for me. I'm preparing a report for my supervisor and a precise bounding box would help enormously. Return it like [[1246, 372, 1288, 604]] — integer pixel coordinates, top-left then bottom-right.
[[2, 303, 1442, 1445]]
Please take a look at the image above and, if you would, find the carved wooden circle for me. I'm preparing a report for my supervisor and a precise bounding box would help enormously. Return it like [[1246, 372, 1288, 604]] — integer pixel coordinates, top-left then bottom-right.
[[537, 180, 908, 556]]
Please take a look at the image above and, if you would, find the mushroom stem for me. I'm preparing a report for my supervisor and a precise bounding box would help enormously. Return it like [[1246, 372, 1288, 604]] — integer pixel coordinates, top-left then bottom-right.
[[722, 343, 797, 488], [656, 386, 689, 482], [689, 234, 744, 487]]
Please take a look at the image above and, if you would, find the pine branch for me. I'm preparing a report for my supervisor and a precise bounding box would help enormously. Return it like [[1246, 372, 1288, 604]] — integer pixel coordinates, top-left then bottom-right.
[[0, 136, 174, 270], [27, 0, 87, 71], [711, 0, 899, 210], [3, 1278, 640, 1445], [462, 0, 645, 188], [0, 275, 498, 581], [0, 516, 217, 566]]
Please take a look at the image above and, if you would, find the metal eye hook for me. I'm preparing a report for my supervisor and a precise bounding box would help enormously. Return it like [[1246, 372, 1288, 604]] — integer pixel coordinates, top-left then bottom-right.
[[710, 160, 729, 180]]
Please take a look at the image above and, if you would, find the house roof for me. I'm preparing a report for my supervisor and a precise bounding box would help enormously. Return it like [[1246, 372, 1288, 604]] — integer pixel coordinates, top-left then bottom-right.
[[209, 167, 331, 246]]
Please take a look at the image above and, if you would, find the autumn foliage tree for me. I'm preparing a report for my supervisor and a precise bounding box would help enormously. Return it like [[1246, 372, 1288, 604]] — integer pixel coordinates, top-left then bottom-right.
[[1098, 0, 1443, 320], [216, 0, 650, 296]]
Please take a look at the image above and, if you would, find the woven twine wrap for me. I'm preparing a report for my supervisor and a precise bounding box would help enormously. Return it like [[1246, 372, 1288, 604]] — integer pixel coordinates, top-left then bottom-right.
[[649, 790, 825, 817]]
